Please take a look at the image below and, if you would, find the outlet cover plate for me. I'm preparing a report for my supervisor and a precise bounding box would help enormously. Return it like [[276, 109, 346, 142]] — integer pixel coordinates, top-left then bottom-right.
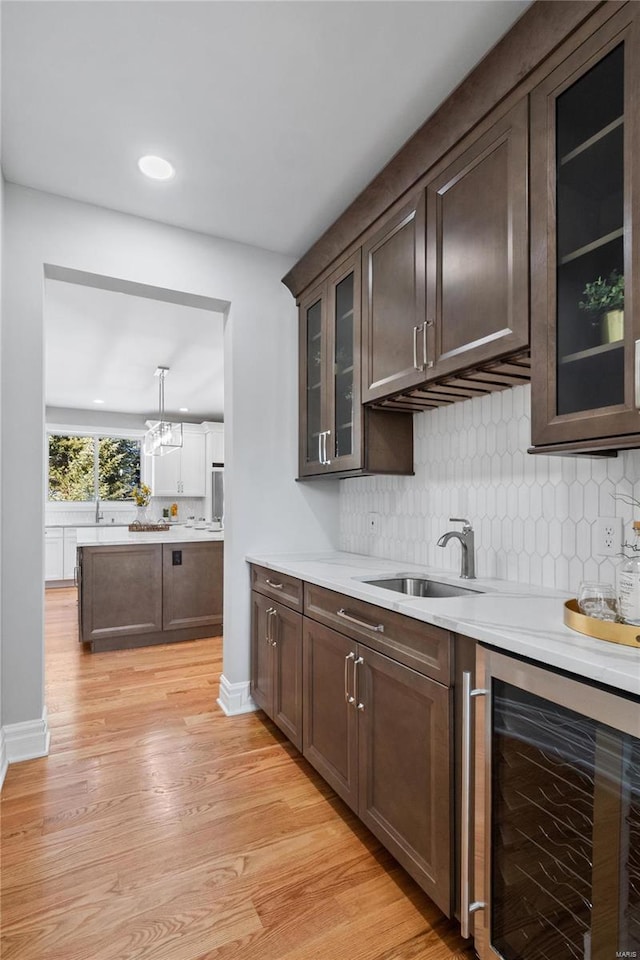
[[595, 516, 622, 557]]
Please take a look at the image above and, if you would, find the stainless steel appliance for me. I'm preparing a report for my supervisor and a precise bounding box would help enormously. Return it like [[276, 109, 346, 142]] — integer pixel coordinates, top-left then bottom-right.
[[467, 646, 639, 960], [211, 461, 224, 525]]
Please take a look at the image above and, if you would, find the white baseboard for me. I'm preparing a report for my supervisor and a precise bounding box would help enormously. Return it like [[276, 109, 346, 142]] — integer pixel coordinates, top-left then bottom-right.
[[0, 727, 7, 791], [3, 707, 51, 766], [217, 675, 257, 716]]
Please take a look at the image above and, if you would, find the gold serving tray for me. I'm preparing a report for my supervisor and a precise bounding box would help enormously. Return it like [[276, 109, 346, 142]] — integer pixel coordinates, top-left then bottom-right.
[[127, 523, 170, 532], [564, 599, 640, 648]]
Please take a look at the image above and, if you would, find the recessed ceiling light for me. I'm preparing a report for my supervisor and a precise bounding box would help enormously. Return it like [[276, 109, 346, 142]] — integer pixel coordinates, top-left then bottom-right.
[[137, 155, 175, 181], [93, 398, 105, 404], [179, 407, 189, 413]]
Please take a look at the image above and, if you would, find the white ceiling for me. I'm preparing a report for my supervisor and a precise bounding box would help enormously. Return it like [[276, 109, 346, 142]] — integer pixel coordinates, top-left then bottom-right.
[[45, 280, 225, 421], [2, 0, 530, 257]]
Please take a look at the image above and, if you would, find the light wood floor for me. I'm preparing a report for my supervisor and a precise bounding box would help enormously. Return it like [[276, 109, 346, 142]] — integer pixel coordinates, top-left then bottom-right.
[[1, 587, 475, 960]]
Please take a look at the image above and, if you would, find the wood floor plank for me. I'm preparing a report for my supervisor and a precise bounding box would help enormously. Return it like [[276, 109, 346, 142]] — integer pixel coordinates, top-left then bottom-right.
[[1, 586, 474, 960]]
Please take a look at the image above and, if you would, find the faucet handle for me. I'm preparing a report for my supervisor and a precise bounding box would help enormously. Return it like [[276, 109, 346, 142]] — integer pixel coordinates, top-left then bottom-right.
[[449, 517, 473, 531]]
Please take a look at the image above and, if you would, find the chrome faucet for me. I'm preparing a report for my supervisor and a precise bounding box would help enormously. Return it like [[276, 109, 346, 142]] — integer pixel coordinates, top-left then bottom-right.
[[95, 499, 104, 523], [437, 518, 476, 579]]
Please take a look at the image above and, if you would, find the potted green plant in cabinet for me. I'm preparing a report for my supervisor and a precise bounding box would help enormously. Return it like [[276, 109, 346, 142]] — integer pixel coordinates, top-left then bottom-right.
[[578, 269, 624, 345]]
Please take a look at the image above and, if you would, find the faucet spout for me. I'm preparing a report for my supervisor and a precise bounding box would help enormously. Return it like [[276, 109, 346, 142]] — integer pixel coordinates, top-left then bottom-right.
[[437, 518, 476, 579]]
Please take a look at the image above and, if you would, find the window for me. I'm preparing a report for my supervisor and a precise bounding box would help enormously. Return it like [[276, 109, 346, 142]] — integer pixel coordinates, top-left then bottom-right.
[[48, 435, 141, 502]]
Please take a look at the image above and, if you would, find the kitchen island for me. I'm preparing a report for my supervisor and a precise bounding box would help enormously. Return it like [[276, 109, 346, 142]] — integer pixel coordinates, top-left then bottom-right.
[[77, 526, 223, 652]]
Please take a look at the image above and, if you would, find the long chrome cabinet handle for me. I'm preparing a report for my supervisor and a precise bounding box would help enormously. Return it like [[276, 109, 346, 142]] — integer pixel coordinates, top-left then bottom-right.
[[266, 607, 274, 645], [336, 608, 385, 633], [269, 609, 278, 646], [460, 671, 488, 939], [413, 324, 420, 370], [317, 432, 323, 465], [344, 652, 355, 703], [265, 578, 283, 590], [635, 340, 640, 409], [353, 656, 364, 710]]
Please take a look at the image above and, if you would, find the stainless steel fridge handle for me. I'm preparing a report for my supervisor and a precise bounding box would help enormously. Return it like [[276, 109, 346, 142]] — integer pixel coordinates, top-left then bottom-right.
[[460, 671, 488, 939]]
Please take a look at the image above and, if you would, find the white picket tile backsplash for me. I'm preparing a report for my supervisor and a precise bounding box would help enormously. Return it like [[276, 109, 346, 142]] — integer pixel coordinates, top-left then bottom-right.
[[339, 384, 640, 593]]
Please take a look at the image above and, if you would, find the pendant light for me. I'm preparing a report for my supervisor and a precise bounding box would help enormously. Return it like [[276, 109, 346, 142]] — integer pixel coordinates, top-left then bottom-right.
[[144, 366, 183, 456]]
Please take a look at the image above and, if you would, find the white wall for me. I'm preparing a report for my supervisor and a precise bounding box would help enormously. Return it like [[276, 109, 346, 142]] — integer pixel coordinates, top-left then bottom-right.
[[2, 184, 340, 735]]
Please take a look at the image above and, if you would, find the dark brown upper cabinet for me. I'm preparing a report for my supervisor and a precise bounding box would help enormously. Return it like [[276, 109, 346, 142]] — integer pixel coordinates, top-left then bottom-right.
[[299, 250, 413, 479], [425, 99, 529, 380], [362, 193, 427, 403], [530, 5, 640, 453]]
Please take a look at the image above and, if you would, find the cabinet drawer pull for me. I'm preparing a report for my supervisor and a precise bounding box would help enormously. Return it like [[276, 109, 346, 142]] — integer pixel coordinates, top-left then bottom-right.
[[265, 579, 283, 590], [460, 671, 487, 939], [344, 651, 355, 703], [336, 608, 385, 633], [354, 656, 364, 710]]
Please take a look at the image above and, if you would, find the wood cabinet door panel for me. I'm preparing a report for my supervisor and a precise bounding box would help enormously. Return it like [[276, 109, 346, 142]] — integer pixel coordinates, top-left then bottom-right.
[[426, 99, 529, 379], [272, 603, 303, 750], [251, 590, 273, 714], [302, 618, 358, 812], [357, 646, 453, 916], [362, 193, 426, 403], [80, 544, 163, 641], [162, 541, 223, 632]]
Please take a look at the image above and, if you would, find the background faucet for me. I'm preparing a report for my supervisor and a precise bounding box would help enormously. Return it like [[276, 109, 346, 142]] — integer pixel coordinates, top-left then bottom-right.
[[437, 518, 475, 579], [95, 499, 104, 523]]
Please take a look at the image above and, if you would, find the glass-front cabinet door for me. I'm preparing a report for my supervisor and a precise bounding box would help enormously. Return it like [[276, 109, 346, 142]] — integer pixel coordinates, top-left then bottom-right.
[[530, 8, 640, 450], [298, 253, 362, 477]]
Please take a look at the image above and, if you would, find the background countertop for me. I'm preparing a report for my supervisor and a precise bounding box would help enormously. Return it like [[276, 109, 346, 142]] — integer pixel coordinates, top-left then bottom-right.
[[78, 526, 224, 546], [247, 550, 640, 698]]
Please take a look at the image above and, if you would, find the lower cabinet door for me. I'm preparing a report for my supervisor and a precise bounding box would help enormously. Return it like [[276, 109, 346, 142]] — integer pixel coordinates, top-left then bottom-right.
[[251, 591, 274, 714], [357, 646, 453, 916], [271, 603, 303, 750], [302, 619, 358, 813]]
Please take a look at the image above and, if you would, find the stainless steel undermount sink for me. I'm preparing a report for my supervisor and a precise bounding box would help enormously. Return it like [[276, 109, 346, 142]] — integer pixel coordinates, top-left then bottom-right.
[[365, 576, 484, 598]]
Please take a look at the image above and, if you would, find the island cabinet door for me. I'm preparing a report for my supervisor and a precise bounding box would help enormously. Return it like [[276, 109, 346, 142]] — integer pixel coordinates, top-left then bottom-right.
[[162, 541, 223, 633], [80, 544, 163, 642], [357, 646, 453, 917]]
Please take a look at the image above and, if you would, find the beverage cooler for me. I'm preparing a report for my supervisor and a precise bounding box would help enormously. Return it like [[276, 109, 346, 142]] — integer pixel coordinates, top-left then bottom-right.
[[469, 646, 639, 960]]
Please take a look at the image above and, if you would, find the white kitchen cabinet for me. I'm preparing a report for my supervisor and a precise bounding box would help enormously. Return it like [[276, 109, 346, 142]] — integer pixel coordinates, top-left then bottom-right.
[[206, 422, 224, 464], [45, 527, 64, 581], [150, 427, 206, 497], [63, 527, 78, 580]]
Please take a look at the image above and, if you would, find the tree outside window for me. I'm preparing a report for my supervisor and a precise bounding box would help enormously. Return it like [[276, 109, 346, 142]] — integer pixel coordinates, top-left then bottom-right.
[[48, 435, 141, 502]]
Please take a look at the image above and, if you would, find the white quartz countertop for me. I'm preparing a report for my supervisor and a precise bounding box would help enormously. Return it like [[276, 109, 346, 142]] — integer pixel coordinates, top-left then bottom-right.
[[247, 550, 640, 698], [78, 526, 224, 546]]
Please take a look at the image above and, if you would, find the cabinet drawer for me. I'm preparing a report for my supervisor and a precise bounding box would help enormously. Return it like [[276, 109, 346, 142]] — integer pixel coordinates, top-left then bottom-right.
[[250, 564, 303, 612], [304, 582, 451, 685]]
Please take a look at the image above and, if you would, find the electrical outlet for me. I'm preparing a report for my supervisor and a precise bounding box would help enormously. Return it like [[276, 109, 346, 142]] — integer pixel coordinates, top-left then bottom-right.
[[367, 512, 379, 535], [594, 516, 622, 557]]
